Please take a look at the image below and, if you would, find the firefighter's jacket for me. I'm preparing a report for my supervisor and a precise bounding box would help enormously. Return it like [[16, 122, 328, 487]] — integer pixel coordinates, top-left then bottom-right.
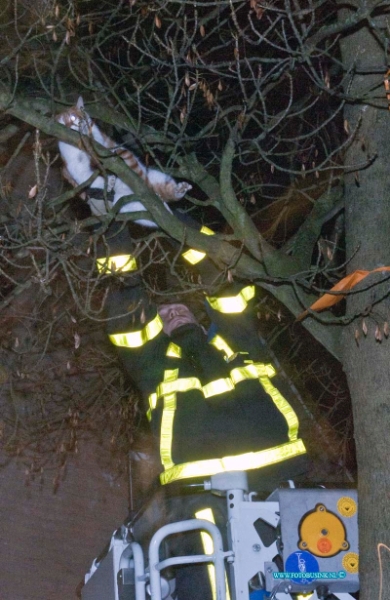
[[104, 276, 306, 485]]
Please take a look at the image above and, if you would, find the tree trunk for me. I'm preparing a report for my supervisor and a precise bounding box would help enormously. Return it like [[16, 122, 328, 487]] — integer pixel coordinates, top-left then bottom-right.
[[339, 8, 390, 598]]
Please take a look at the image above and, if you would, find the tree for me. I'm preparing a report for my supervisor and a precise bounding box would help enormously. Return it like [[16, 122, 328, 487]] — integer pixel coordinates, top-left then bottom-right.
[[1, 0, 390, 597]]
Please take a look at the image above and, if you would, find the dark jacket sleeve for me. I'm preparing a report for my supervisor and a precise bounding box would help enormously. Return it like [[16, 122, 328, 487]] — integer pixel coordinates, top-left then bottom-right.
[[204, 282, 271, 363], [95, 221, 167, 397]]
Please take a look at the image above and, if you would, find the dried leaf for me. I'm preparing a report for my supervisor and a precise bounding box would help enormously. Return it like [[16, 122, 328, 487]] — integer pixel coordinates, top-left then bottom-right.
[[140, 308, 146, 324], [67, 361, 71, 370], [250, 194, 256, 204], [326, 246, 334, 261], [188, 83, 197, 91], [55, 4, 60, 18], [70, 315, 77, 324], [250, 0, 264, 19], [185, 72, 190, 86], [277, 309, 282, 321], [52, 30, 58, 42], [218, 80, 223, 91], [362, 319, 368, 336], [344, 119, 350, 134], [74, 333, 81, 349], [28, 184, 38, 198], [375, 325, 382, 342], [384, 321, 389, 337], [200, 24, 205, 37], [227, 270, 234, 283], [155, 14, 162, 28], [324, 71, 330, 89]]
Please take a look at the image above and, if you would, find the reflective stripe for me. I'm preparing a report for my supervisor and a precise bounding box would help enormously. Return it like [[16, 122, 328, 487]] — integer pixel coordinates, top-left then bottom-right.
[[160, 439, 306, 484], [182, 226, 215, 265], [109, 314, 163, 348], [147, 393, 158, 421], [206, 285, 255, 313], [166, 342, 182, 358], [160, 370, 180, 471], [96, 254, 137, 273], [230, 363, 276, 382], [160, 392, 176, 470], [259, 375, 299, 441], [156, 375, 203, 398], [195, 508, 231, 600], [203, 377, 235, 398], [209, 335, 236, 361]]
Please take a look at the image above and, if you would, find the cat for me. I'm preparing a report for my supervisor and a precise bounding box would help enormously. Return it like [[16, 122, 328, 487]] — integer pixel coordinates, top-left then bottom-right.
[[56, 97, 192, 227]]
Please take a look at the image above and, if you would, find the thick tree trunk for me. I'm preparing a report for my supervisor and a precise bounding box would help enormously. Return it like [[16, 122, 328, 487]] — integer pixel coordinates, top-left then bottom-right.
[[339, 8, 390, 598]]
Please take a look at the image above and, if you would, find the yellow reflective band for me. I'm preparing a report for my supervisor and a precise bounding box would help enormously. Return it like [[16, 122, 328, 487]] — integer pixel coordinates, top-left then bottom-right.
[[182, 226, 215, 265], [195, 508, 231, 600], [160, 439, 306, 484], [160, 370, 180, 471], [166, 342, 182, 358], [109, 314, 163, 348], [96, 254, 137, 273], [228, 364, 298, 441], [209, 335, 236, 361], [149, 392, 157, 410], [203, 377, 235, 398], [206, 285, 255, 314], [230, 363, 276, 383], [160, 392, 176, 470], [156, 375, 203, 399], [259, 375, 299, 442]]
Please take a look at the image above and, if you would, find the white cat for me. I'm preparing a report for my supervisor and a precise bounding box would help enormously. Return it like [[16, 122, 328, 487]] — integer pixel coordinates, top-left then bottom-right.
[[57, 97, 192, 227]]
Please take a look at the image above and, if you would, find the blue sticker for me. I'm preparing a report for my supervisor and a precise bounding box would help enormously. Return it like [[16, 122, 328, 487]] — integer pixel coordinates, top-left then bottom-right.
[[284, 551, 320, 584]]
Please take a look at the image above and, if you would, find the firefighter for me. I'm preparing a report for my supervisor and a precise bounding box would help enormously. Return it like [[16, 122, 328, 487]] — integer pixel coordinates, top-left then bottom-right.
[[95, 221, 308, 599]]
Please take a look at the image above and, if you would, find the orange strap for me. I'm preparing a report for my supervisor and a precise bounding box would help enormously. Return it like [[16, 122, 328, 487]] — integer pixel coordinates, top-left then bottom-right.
[[298, 267, 390, 320]]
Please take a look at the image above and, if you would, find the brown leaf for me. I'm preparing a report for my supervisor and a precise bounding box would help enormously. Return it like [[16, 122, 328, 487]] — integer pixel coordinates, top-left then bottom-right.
[[28, 184, 38, 198], [155, 14, 162, 28], [362, 319, 368, 336], [375, 325, 382, 342], [74, 333, 81, 349]]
